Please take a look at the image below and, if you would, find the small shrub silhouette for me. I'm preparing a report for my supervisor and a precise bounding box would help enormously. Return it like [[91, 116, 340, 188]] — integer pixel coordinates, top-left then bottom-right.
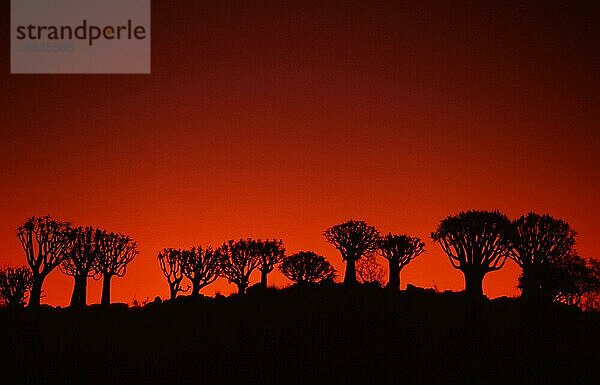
[[279, 251, 336, 285], [0, 266, 33, 308]]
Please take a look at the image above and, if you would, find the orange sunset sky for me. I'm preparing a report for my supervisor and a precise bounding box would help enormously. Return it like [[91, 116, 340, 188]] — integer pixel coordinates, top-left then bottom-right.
[[1, 1, 598, 306]]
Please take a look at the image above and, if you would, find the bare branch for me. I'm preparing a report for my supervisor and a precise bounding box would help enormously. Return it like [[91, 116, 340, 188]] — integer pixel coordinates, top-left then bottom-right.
[[218, 239, 263, 294], [158, 248, 189, 300]]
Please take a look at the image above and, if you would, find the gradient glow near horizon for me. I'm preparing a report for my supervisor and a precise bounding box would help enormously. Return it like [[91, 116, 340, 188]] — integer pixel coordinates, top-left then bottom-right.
[[1, 1, 598, 306]]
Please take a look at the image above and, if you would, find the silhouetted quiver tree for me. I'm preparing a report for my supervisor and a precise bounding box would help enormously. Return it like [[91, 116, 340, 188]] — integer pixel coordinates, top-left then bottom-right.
[[510, 213, 577, 301], [60, 227, 102, 307], [17, 216, 75, 308], [377, 233, 425, 291], [0, 266, 33, 308], [158, 248, 188, 300], [279, 251, 336, 285], [431, 210, 513, 298], [219, 239, 261, 295], [324, 220, 380, 286], [256, 239, 285, 289], [181, 246, 221, 297], [96, 232, 137, 305], [356, 255, 386, 287]]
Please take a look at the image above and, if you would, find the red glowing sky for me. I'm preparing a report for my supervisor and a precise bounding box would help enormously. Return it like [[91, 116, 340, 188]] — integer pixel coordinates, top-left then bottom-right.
[[1, 1, 598, 305]]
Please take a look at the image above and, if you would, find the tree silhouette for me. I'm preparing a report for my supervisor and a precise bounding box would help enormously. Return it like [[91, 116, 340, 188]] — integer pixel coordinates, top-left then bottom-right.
[[279, 251, 336, 285], [256, 239, 285, 289], [17, 216, 75, 307], [96, 232, 137, 305], [377, 233, 425, 291], [431, 210, 513, 297], [510, 213, 577, 301], [180, 246, 221, 297], [580, 258, 600, 311], [541, 254, 600, 307], [60, 227, 102, 307], [158, 248, 189, 300], [219, 239, 261, 295], [0, 266, 33, 308], [324, 220, 380, 286], [356, 255, 386, 287]]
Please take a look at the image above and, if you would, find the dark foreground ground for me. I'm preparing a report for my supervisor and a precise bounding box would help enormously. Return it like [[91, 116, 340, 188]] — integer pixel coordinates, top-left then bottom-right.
[[0, 285, 598, 385]]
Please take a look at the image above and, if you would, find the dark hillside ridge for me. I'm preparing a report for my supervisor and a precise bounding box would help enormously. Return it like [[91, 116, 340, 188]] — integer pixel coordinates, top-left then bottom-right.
[[1, 285, 598, 385]]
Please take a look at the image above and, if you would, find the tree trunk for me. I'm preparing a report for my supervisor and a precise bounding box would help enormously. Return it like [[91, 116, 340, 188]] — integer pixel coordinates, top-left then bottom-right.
[[520, 267, 544, 301], [70, 280, 78, 307], [79, 276, 88, 306], [191, 281, 200, 298], [463, 269, 484, 297], [343, 259, 358, 286], [520, 275, 536, 300], [101, 274, 112, 305], [386, 262, 400, 291], [260, 270, 268, 289], [28, 277, 43, 308], [236, 282, 246, 295], [69, 276, 88, 307], [70, 279, 79, 307], [169, 284, 178, 300]]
